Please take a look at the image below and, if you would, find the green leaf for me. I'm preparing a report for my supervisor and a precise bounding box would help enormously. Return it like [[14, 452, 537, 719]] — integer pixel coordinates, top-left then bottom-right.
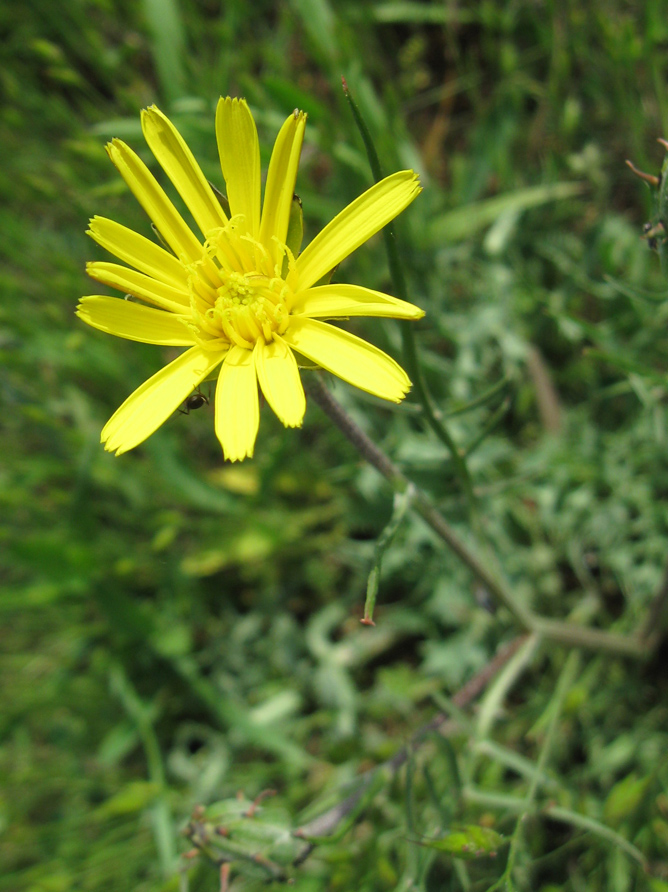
[[370, 2, 475, 24], [94, 781, 161, 818], [427, 182, 584, 244], [604, 274, 668, 303], [413, 825, 507, 860], [288, 0, 339, 64], [142, 0, 187, 103], [603, 773, 652, 824]]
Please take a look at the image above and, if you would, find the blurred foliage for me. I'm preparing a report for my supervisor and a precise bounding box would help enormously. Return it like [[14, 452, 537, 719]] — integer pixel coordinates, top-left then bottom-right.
[[2, 0, 668, 890]]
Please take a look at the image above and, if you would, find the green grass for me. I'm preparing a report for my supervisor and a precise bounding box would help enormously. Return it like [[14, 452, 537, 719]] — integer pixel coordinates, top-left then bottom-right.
[[2, 1, 668, 890]]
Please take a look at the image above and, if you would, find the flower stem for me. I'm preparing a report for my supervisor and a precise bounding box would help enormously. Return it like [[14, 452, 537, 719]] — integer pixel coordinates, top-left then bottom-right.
[[305, 373, 648, 658], [342, 78, 476, 510]]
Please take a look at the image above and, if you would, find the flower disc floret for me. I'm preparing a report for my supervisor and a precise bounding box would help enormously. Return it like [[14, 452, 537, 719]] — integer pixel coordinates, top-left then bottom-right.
[[187, 225, 294, 351]]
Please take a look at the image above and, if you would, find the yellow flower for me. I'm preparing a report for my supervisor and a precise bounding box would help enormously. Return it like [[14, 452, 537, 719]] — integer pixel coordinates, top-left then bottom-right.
[[78, 98, 423, 461]]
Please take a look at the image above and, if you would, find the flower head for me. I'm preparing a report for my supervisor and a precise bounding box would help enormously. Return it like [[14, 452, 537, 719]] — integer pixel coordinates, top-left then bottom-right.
[[78, 98, 423, 460]]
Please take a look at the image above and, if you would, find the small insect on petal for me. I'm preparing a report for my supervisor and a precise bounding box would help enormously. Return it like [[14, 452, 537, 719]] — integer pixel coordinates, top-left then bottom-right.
[[179, 387, 210, 414]]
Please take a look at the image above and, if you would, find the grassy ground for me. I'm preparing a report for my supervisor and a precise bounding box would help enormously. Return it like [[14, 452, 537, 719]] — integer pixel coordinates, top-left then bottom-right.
[[2, 1, 668, 890]]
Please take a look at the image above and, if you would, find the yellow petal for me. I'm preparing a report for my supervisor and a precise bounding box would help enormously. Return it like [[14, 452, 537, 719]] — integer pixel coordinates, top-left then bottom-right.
[[141, 105, 228, 238], [215, 345, 259, 461], [259, 110, 306, 265], [292, 283, 425, 320], [77, 296, 195, 346], [255, 337, 305, 428], [87, 261, 190, 314], [295, 170, 421, 291], [87, 216, 189, 291], [106, 138, 203, 263], [215, 98, 261, 238], [282, 317, 411, 402], [102, 347, 225, 455]]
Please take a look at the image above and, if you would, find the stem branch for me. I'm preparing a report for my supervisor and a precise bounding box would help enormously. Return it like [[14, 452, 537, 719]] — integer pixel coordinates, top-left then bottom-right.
[[305, 373, 648, 659]]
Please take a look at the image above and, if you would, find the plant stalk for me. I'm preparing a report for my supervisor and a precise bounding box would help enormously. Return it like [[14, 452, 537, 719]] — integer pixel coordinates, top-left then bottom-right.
[[305, 373, 648, 659]]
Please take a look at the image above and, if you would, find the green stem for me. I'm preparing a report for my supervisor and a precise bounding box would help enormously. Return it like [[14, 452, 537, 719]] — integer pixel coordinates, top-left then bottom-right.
[[476, 636, 540, 739], [544, 805, 648, 869], [110, 664, 175, 875], [463, 397, 511, 459], [446, 375, 512, 418], [473, 739, 559, 792], [531, 616, 644, 657], [364, 486, 414, 623], [462, 788, 648, 871], [491, 653, 581, 889], [342, 78, 476, 509]]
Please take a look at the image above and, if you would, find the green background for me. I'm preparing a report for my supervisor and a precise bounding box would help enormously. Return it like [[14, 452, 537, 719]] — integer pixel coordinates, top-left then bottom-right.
[[2, 1, 668, 889]]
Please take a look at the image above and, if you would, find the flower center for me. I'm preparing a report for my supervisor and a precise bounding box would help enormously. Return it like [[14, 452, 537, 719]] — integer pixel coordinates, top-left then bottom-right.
[[186, 219, 295, 351]]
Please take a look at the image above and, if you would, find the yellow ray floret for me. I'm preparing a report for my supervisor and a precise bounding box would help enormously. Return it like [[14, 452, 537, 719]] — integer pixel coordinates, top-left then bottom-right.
[[79, 97, 424, 461], [215, 97, 261, 238]]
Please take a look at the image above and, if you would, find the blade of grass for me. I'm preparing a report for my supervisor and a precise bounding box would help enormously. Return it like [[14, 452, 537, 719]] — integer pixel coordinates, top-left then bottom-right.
[[142, 0, 187, 104], [109, 663, 175, 876], [484, 652, 581, 891]]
